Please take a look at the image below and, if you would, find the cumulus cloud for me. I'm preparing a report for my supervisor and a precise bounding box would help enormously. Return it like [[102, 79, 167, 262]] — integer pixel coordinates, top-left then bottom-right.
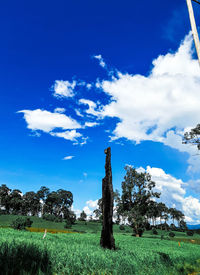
[[145, 166, 200, 224], [86, 199, 98, 208], [53, 80, 76, 98], [18, 109, 81, 133], [95, 33, 200, 171], [63, 156, 74, 160]]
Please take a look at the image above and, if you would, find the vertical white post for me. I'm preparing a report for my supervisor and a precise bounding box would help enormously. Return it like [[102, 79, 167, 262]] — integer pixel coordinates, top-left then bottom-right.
[[186, 0, 200, 66]]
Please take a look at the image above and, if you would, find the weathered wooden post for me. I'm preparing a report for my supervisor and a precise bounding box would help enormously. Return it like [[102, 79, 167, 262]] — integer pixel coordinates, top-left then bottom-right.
[[100, 147, 115, 250]]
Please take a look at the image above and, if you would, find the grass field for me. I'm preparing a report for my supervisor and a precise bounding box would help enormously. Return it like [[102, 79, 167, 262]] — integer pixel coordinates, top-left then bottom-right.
[[0, 215, 200, 275]]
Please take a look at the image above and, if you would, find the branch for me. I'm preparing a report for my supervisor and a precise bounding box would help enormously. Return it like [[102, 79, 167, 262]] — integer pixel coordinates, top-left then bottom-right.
[[192, 0, 200, 4]]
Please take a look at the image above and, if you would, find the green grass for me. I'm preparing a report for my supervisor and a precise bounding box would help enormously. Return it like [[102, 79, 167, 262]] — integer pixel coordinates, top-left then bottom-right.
[[0, 228, 200, 275], [1, 215, 200, 274]]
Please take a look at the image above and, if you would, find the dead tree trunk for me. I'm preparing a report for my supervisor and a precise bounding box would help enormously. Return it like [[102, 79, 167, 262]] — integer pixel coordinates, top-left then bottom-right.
[[100, 147, 115, 250]]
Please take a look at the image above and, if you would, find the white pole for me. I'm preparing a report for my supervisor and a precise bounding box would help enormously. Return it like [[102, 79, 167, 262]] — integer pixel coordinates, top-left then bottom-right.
[[186, 0, 200, 66]]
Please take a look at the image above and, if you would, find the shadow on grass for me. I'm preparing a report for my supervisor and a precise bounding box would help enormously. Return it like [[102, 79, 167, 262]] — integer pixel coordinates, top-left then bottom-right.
[[0, 241, 52, 275]]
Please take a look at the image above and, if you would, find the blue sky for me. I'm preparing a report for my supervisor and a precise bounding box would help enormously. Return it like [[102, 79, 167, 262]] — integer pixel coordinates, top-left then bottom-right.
[[1, 0, 200, 223]]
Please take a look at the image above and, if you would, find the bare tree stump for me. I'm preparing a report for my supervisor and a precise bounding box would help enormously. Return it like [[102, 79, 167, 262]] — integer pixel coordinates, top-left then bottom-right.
[[100, 147, 115, 250]]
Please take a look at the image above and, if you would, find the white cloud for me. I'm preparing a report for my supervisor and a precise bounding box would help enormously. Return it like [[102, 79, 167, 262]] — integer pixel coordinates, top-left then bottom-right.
[[18, 109, 81, 133], [51, 130, 82, 141], [53, 80, 76, 98], [54, 107, 66, 113], [86, 199, 98, 208], [83, 172, 88, 177], [79, 99, 102, 117], [84, 122, 99, 127], [145, 166, 200, 225], [94, 54, 106, 68], [95, 33, 200, 171], [83, 206, 93, 216], [63, 156, 74, 160]]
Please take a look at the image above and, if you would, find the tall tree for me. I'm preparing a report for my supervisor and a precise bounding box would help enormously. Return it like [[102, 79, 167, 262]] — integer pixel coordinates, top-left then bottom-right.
[[9, 189, 23, 215], [120, 165, 160, 235]]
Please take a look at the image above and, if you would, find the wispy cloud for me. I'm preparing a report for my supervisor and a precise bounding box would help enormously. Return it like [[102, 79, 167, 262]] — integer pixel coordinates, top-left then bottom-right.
[[63, 155, 74, 160]]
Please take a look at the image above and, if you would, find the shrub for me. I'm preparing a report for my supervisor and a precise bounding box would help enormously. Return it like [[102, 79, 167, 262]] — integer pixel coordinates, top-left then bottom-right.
[[161, 234, 164, 240], [64, 220, 72, 229], [42, 214, 57, 222], [169, 232, 175, 238], [25, 218, 33, 228], [144, 222, 151, 230], [186, 231, 194, 236], [119, 225, 125, 230], [10, 217, 33, 230], [152, 228, 158, 235], [0, 241, 52, 274]]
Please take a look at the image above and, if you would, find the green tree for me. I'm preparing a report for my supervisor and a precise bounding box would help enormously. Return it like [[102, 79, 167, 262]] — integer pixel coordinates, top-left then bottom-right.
[[0, 184, 11, 213], [22, 191, 41, 216], [9, 189, 23, 215], [79, 210, 87, 221], [119, 166, 160, 236]]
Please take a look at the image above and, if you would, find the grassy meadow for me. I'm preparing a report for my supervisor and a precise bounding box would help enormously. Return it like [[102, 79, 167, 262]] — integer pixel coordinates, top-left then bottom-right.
[[0, 215, 200, 275]]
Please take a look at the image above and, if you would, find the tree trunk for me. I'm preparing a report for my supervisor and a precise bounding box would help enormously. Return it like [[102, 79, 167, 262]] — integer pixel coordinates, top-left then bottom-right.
[[100, 147, 115, 250]]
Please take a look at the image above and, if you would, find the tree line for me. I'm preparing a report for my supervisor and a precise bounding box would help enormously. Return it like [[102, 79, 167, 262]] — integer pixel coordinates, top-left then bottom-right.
[[93, 165, 187, 236], [0, 185, 76, 223]]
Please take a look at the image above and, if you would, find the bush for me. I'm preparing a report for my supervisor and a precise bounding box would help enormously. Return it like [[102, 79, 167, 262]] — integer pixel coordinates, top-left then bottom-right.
[[119, 225, 125, 230], [152, 228, 158, 235], [144, 222, 151, 230], [64, 220, 72, 228], [25, 218, 33, 228], [161, 234, 164, 240], [169, 232, 175, 238], [10, 217, 33, 230], [0, 241, 52, 274], [186, 231, 194, 236]]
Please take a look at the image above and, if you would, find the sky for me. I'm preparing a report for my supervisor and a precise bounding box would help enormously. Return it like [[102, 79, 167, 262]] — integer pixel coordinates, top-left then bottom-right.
[[1, 0, 200, 224]]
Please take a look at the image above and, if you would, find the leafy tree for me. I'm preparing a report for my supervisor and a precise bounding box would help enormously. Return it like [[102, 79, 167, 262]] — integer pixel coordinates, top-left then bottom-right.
[[22, 191, 40, 216], [93, 199, 102, 221], [118, 166, 160, 236], [0, 184, 11, 213], [79, 210, 87, 221], [183, 124, 200, 150], [63, 208, 76, 224], [9, 189, 23, 215]]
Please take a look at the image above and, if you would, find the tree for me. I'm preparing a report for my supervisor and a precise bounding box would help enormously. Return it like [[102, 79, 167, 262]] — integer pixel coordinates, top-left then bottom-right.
[[183, 124, 200, 150], [0, 184, 11, 213], [119, 166, 160, 236], [9, 189, 23, 215], [79, 210, 87, 221], [22, 191, 40, 216], [93, 198, 102, 221]]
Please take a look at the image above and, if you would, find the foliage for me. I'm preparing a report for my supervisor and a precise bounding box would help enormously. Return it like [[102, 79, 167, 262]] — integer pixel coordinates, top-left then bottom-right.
[[79, 210, 87, 221], [186, 231, 194, 236], [64, 219, 72, 229], [0, 184, 73, 218], [152, 228, 158, 235], [10, 217, 33, 230], [169, 232, 175, 238], [183, 124, 200, 150]]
